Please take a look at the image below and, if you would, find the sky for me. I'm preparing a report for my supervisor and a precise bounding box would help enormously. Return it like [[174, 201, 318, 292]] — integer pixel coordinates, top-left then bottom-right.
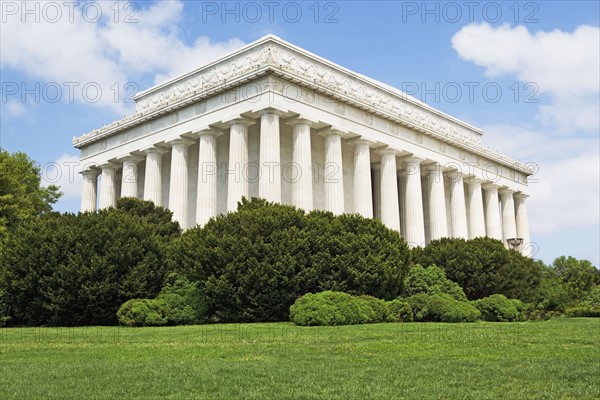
[[1, 0, 599, 267]]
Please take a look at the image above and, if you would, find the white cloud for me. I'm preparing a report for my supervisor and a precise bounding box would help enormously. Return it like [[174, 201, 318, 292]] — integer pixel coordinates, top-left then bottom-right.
[[0, 0, 244, 114], [41, 154, 83, 200], [4, 100, 26, 117], [483, 124, 599, 235], [452, 23, 600, 133]]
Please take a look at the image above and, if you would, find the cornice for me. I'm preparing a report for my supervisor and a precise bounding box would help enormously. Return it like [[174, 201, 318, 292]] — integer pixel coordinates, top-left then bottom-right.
[[73, 35, 532, 175]]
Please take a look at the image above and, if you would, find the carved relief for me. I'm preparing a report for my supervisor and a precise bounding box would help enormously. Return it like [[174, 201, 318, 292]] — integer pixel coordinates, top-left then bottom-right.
[[73, 39, 531, 175]]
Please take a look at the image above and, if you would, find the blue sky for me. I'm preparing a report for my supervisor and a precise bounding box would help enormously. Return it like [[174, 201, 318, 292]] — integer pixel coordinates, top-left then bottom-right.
[[1, 1, 599, 266]]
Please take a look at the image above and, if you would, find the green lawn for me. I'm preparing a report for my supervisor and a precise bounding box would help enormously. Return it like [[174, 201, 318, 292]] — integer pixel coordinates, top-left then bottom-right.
[[1, 318, 598, 399]]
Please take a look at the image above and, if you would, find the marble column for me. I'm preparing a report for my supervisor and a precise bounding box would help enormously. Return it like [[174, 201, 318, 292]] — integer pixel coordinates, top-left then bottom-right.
[[500, 188, 518, 248], [120, 156, 143, 199], [466, 178, 486, 238], [259, 110, 282, 203], [483, 183, 503, 240], [378, 148, 400, 231], [143, 147, 167, 206], [372, 164, 381, 220], [196, 129, 222, 226], [321, 128, 345, 214], [227, 119, 254, 212], [425, 163, 448, 241], [98, 163, 118, 209], [168, 139, 193, 229], [514, 193, 532, 257], [446, 171, 469, 239], [80, 168, 99, 212], [403, 156, 426, 247], [351, 139, 373, 218], [288, 118, 314, 211]]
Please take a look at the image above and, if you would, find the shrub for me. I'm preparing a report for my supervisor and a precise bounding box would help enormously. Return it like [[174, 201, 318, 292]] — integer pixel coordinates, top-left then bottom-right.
[[423, 294, 480, 323], [386, 300, 413, 322], [357, 295, 390, 322], [157, 273, 208, 325], [290, 291, 368, 326], [585, 286, 600, 307], [117, 299, 168, 327], [405, 293, 430, 322], [1, 198, 180, 326], [521, 303, 560, 321], [402, 264, 467, 301], [474, 294, 519, 322], [169, 198, 411, 323], [510, 299, 526, 313], [564, 305, 600, 318], [289, 291, 406, 326], [412, 237, 542, 301]]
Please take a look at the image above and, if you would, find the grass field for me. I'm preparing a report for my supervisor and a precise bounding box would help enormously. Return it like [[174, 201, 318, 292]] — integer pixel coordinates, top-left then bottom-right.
[[1, 318, 598, 399]]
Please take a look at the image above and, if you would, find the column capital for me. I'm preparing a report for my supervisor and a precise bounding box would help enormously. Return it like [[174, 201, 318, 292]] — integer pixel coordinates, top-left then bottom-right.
[[99, 162, 119, 171], [318, 127, 346, 137], [377, 147, 398, 156], [256, 106, 288, 116], [167, 138, 195, 147], [224, 116, 255, 127], [402, 155, 425, 164], [348, 137, 375, 147], [196, 128, 224, 138], [141, 145, 169, 155], [464, 175, 485, 185], [498, 187, 515, 195], [444, 169, 463, 179], [80, 168, 100, 177], [482, 182, 501, 190], [514, 192, 529, 200], [116, 154, 145, 163], [286, 116, 318, 127]]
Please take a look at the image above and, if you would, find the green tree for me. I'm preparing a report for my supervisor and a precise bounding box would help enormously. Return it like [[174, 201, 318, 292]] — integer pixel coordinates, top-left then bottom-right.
[[0, 198, 180, 326], [553, 256, 599, 301], [537, 256, 599, 309], [412, 237, 542, 301], [0, 149, 62, 248], [168, 198, 411, 322], [401, 264, 467, 300]]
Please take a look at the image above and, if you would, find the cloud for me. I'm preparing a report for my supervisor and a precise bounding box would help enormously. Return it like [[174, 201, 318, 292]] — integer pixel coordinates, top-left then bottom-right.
[[0, 1, 244, 114], [4, 100, 26, 117], [483, 124, 599, 235], [452, 23, 600, 133], [41, 154, 83, 200]]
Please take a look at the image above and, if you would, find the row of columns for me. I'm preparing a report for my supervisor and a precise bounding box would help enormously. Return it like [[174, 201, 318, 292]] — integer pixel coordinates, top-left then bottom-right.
[[376, 156, 530, 251], [80, 110, 530, 253]]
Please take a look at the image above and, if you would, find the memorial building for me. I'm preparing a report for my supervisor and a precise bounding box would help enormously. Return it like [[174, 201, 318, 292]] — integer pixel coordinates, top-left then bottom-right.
[[74, 35, 532, 254]]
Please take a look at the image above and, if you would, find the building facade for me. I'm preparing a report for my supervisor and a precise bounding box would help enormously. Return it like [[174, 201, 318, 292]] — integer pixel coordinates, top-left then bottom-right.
[[74, 35, 532, 254]]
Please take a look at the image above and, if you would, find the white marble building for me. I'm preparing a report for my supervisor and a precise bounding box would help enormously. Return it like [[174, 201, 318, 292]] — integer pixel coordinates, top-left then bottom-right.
[[74, 35, 532, 254]]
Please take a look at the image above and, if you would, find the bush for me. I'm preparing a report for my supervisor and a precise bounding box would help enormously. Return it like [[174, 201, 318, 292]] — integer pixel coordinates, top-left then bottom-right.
[[412, 237, 542, 301], [357, 295, 390, 323], [289, 291, 410, 326], [405, 293, 430, 322], [522, 304, 560, 321], [474, 294, 519, 322], [0, 198, 180, 326], [386, 300, 413, 322], [290, 291, 372, 326], [117, 299, 168, 327], [157, 273, 208, 325], [169, 198, 411, 322], [564, 305, 600, 318], [402, 264, 467, 301], [585, 286, 600, 307], [423, 294, 480, 323], [510, 299, 526, 313]]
